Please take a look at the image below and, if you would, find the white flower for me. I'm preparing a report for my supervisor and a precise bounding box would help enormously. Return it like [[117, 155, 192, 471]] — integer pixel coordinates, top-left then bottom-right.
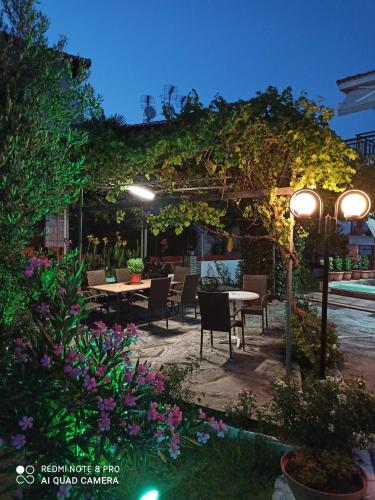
[[328, 423, 335, 433]]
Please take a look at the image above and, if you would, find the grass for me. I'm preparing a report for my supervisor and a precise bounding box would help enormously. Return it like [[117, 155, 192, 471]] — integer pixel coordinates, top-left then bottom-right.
[[116, 436, 282, 500]]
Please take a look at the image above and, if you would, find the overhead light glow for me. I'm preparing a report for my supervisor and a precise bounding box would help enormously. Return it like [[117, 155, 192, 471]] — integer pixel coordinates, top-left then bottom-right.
[[290, 189, 320, 218], [337, 190, 371, 220], [127, 185, 155, 201], [139, 490, 159, 500]]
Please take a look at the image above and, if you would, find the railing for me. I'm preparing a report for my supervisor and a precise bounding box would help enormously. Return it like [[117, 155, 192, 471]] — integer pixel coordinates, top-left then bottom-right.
[[345, 131, 375, 164]]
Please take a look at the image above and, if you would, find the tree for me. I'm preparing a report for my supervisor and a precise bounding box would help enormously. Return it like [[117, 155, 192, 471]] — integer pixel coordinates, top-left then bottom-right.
[[0, 0, 100, 324]]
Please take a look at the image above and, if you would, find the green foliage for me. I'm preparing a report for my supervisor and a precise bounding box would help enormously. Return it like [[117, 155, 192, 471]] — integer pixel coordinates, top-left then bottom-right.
[[360, 255, 369, 270], [127, 257, 144, 274], [224, 390, 257, 428], [147, 200, 225, 236], [328, 256, 334, 272], [334, 255, 343, 272], [84, 233, 138, 275], [352, 257, 361, 270], [258, 377, 375, 453], [344, 255, 352, 272], [0, 0, 100, 325], [92, 87, 359, 261], [291, 304, 341, 371], [160, 357, 201, 407]]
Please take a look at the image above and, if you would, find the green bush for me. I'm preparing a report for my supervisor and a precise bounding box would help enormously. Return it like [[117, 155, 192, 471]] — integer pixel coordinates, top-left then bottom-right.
[[360, 255, 369, 270], [334, 256, 343, 272], [344, 256, 352, 272], [291, 305, 342, 371]]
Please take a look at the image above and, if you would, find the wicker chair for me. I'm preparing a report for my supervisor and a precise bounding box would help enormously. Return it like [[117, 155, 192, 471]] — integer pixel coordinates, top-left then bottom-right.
[[198, 292, 244, 359], [169, 274, 200, 320], [85, 270, 111, 312], [132, 277, 172, 330], [115, 268, 130, 283], [171, 266, 190, 292], [240, 274, 269, 335]]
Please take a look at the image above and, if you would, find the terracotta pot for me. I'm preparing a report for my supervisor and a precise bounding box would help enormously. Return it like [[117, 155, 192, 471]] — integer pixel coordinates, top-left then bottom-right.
[[369, 270, 375, 278], [129, 273, 142, 284], [360, 270, 372, 279], [328, 272, 335, 282], [332, 272, 344, 281], [351, 270, 362, 280], [342, 272, 352, 280], [281, 452, 368, 500]]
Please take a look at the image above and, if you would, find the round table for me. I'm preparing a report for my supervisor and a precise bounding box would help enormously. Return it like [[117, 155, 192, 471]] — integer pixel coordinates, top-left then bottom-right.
[[227, 291, 260, 348]]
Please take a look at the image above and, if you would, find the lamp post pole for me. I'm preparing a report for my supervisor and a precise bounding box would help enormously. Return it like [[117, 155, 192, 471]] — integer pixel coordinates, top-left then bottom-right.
[[320, 214, 332, 379]]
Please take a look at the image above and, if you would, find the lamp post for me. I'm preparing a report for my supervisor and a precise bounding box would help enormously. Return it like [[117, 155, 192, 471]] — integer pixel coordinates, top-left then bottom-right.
[[290, 189, 371, 379]]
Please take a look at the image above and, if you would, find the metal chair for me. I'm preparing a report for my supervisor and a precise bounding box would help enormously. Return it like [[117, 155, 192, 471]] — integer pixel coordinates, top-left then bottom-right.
[[132, 277, 172, 330], [115, 268, 130, 283], [169, 274, 200, 320], [198, 292, 244, 359], [240, 274, 269, 335]]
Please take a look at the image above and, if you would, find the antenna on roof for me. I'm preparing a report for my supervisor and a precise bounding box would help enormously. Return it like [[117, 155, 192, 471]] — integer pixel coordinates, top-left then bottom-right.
[[141, 95, 156, 123], [161, 84, 177, 119]]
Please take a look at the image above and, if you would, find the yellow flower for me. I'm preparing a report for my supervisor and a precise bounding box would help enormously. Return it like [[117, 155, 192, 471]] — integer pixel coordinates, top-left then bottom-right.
[[103, 237, 109, 245], [93, 238, 100, 246], [87, 234, 94, 242], [121, 240, 128, 247]]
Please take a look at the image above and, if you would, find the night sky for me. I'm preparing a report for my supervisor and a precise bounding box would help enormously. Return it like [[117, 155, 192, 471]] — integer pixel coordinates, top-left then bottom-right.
[[40, 0, 375, 138]]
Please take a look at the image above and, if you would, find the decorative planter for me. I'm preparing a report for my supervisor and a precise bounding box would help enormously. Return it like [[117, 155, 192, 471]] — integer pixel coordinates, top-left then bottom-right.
[[351, 270, 362, 280], [361, 270, 372, 279], [342, 272, 352, 280], [369, 270, 375, 278], [332, 272, 344, 281], [281, 452, 368, 500], [129, 273, 142, 284], [328, 272, 335, 282]]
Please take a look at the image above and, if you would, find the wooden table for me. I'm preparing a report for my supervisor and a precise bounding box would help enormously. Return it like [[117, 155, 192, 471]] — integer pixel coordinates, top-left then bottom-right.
[[227, 291, 260, 348], [88, 279, 181, 322]]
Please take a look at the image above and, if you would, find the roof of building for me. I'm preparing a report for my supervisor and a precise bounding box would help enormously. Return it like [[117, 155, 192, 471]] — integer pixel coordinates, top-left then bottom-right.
[[337, 69, 375, 86]]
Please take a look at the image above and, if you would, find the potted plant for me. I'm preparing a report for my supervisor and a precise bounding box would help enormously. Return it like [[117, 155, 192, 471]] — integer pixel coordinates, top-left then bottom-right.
[[127, 257, 145, 284], [360, 256, 371, 279], [332, 256, 344, 281], [343, 256, 352, 280], [351, 257, 362, 280], [263, 378, 374, 500], [328, 257, 335, 281]]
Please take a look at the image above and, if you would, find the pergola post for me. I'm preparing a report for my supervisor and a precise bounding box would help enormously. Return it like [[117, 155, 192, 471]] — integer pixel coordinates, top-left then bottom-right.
[[285, 214, 294, 378]]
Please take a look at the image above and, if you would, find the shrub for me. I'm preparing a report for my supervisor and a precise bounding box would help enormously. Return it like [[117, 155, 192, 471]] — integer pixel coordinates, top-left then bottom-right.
[[360, 255, 369, 270], [0, 255, 223, 499], [127, 258, 145, 274], [328, 256, 334, 272], [291, 305, 341, 371]]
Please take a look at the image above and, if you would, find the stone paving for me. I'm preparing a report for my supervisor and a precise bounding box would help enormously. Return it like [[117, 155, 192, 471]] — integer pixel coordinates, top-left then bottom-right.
[[130, 294, 375, 411]]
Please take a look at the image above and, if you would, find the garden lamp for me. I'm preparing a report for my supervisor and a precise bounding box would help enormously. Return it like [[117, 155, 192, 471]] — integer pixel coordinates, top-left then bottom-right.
[[127, 184, 155, 201], [290, 188, 371, 379], [139, 489, 159, 500]]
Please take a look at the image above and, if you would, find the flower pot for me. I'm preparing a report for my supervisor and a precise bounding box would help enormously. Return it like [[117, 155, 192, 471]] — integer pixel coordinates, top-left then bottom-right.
[[369, 270, 375, 278], [342, 272, 352, 280], [351, 270, 362, 280], [360, 270, 372, 279], [328, 272, 335, 282], [129, 273, 142, 284], [332, 272, 344, 281], [281, 452, 368, 500]]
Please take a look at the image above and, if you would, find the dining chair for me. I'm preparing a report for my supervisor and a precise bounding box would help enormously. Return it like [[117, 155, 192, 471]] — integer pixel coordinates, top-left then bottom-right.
[[240, 274, 269, 335], [171, 266, 190, 292], [115, 268, 130, 283], [169, 274, 200, 320], [86, 270, 111, 312], [198, 292, 244, 359], [132, 277, 172, 329]]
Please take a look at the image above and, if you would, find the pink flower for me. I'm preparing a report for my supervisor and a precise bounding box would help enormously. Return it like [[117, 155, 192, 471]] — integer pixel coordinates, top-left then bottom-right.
[[137, 362, 150, 376], [77, 287, 84, 296], [98, 412, 111, 432], [95, 321, 106, 330], [168, 442, 180, 459], [40, 354, 51, 367], [198, 408, 207, 420], [24, 267, 34, 277], [124, 370, 133, 383], [136, 375, 146, 385], [98, 398, 116, 412], [83, 375, 97, 392], [54, 344, 63, 356], [154, 428, 165, 443], [38, 302, 50, 316], [66, 351, 78, 361], [123, 391, 138, 407], [147, 402, 162, 422], [11, 434, 26, 450], [145, 372, 155, 384], [128, 423, 141, 437], [96, 365, 106, 377], [167, 405, 182, 428], [18, 416, 33, 430], [59, 287, 67, 296], [70, 304, 81, 316], [103, 375, 111, 384], [209, 417, 227, 437]]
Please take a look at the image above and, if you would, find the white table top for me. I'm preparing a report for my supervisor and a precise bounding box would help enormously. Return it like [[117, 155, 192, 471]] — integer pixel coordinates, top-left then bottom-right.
[[227, 291, 259, 301]]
